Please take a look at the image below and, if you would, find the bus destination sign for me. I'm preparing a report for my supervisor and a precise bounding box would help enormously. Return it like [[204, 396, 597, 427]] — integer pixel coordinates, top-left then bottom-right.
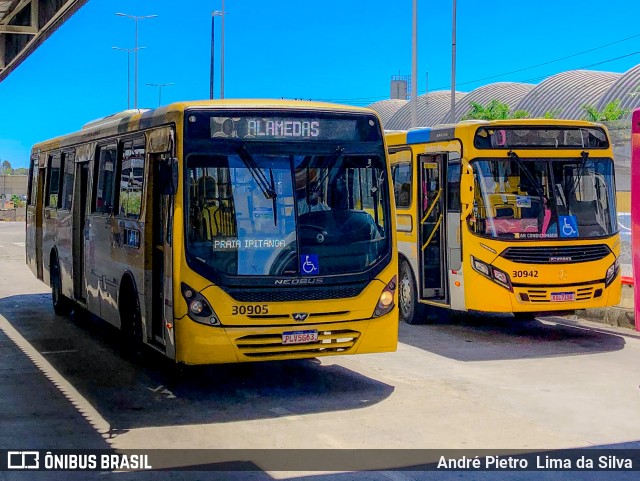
[[209, 116, 359, 141]]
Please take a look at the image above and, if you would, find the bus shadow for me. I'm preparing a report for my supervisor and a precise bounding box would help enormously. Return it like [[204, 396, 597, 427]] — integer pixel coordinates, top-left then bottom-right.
[[0, 294, 394, 434], [399, 310, 626, 362]]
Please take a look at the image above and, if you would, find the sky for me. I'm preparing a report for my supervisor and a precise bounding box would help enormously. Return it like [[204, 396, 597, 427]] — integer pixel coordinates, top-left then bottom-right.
[[0, 0, 639, 168]]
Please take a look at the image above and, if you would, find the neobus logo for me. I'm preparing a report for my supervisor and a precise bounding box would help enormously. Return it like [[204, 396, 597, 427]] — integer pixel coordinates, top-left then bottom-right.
[[274, 278, 325, 285]]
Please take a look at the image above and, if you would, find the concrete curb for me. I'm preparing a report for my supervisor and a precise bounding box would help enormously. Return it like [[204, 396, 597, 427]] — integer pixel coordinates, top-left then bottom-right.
[[575, 282, 636, 331], [576, 306, 636, 330]]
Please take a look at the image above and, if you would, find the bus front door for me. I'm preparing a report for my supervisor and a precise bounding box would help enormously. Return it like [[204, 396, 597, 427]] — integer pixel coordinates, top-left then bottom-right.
[[418, 154, 447, 302], [151, 154, 174, 353]]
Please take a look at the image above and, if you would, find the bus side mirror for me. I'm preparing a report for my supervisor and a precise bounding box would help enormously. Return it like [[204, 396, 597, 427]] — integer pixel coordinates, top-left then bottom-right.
[[460, 164, 474, 219], [159, 157, 178, 195]]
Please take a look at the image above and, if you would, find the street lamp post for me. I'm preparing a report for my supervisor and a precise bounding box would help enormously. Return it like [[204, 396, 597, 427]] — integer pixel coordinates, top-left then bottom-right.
[[112, 46, 145, 110], [450, 0, 457, 123], [211, 1, 227, 99], [210, 10, 224, 99], [116, 13, 157, 109], [146, 83, 175, 107], [221, 0, 225, 99], [411, 0, 417, 128]]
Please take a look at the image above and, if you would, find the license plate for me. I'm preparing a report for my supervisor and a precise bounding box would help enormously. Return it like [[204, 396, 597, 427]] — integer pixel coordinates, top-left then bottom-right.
[[550, 292, 575, 302], [282, 330, 318, 345]]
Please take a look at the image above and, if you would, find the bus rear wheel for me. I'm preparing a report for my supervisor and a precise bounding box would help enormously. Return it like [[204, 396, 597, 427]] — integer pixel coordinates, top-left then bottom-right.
[[399, 259, 425, 324], [51, 261, 72, 316]]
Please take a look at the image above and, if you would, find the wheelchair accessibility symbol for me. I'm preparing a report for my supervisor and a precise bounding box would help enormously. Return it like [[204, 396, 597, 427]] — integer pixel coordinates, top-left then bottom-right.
[[559, 215, 579, 238], [300, 254, 319, 275]]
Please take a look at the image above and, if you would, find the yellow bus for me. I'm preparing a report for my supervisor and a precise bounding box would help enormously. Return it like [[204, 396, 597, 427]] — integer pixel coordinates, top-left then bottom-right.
[[26, 100, 398, 364], [386, 119, 621, 324]]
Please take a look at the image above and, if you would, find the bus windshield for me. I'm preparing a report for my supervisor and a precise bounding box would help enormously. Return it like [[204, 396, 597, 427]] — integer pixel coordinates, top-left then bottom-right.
[[469, 156, 616, 240], [184, 113, 390, 280]]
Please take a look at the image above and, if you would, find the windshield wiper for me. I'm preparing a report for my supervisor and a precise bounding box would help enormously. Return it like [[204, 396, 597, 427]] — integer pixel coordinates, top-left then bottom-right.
[[508, 150, 548, 203], [570, 151, 589, 198], [314, 145, 345, 189], [236, 145, 278, 226]]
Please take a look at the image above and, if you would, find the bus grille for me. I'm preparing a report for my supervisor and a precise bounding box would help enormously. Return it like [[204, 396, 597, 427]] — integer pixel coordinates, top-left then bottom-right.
[[235, 330, 360, 358], [523, 287, 596, 302], [222, 285, 366, 302], [500, 245, 611, 264]]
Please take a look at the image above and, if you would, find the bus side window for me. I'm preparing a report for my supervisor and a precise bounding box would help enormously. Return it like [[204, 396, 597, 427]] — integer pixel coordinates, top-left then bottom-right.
[[447, 158, 461, 212], [392, 163, 412, 208], [28, 155, 39, 206], [118, 137, 146, 218], [60, 150, 75, 210], [94, 144, 118, 214], [390, 149, 413, 209], [46, 153, 61, 209]]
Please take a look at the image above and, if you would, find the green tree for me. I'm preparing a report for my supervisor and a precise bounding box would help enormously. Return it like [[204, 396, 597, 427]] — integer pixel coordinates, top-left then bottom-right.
[[542, 108, 562, 119], [581, 99, 630, 122], [12, 167, 28, 175], [1, 160, 12, 174], [461, 99, 529, 120]]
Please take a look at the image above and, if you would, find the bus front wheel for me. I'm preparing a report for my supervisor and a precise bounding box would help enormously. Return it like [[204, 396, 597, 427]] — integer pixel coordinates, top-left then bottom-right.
[[399, 259, 425, 324], [120, 281, 143, 351], [51, 261, 72, 316]]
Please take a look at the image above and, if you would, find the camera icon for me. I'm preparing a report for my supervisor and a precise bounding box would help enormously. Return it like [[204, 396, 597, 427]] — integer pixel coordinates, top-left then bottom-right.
[[7, 451, 39, 469]]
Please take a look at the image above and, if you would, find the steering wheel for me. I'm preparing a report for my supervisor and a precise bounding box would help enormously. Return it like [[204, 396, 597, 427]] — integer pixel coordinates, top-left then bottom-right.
[[268, 249, 297, 275]]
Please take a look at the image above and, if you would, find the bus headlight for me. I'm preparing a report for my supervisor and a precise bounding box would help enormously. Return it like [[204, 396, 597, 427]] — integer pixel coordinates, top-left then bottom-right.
[[491, 267, 513, 291], [471, 256, 513, 292], [605, 259, 619, 287], [181, 283, 221, 326], [189, 299, 205, 315], [471, 257, 490, 276], [373, 275, 396, 317]]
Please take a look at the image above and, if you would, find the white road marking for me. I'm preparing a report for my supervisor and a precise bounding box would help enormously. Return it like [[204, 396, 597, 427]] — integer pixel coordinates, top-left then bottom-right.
[[13, 242, 25, 247], [40, 350, 78, 354]]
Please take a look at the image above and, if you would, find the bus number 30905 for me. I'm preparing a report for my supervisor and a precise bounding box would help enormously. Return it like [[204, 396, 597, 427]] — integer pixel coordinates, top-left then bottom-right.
[[512, 270, 539, 278], [232, 305, 269, 315]]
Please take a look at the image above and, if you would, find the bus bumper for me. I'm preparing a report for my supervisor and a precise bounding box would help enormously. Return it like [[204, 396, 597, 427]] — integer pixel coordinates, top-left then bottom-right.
[[466, 273, 622, 314], [175, 312, 398, 365]]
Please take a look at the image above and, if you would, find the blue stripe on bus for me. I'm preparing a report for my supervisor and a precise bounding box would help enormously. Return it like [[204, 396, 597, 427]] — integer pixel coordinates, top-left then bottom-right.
[[406, 128, 432, 144]]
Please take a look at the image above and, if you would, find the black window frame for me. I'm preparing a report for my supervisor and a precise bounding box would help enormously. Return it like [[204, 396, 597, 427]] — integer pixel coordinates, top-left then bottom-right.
[[93, 143, 119, 214], [60, 150, 75, 211], [117, 136, 146, 219], [46, 152, 62, 209]]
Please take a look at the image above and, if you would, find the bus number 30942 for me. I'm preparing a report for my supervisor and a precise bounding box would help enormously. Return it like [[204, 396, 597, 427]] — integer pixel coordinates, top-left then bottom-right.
[[512, 270, 539, 278]]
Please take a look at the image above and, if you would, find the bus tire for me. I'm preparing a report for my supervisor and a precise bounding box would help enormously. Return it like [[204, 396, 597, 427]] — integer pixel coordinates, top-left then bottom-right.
[[51, 259, 72, 316], [120, 279, 143, 350], [399, 259, 425, 324]]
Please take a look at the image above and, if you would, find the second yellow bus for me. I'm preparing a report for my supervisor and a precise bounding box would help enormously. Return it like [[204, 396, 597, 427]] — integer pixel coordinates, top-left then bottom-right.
[[387, 119, 621, 324]]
